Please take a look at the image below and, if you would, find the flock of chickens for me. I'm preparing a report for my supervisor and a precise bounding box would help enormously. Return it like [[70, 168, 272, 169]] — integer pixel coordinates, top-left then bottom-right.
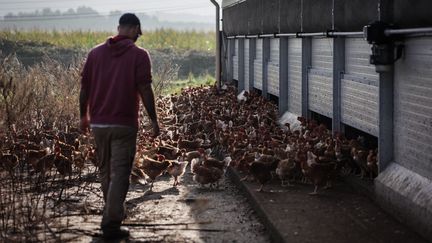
[[129, 85, 379, 195], [0, 84, 379, 195], [0, 127, 96, 179]]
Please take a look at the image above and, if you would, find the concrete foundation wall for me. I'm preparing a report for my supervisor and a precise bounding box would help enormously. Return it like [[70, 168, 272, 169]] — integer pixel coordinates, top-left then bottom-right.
[[375, 163, 432, 240]]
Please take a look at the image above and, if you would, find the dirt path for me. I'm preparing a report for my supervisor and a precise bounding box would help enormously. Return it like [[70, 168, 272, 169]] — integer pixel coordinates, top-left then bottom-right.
[[55, 167, 269, 242]]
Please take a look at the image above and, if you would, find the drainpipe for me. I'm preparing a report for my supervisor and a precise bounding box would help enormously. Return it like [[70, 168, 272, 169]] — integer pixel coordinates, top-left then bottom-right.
[[210, 0, 221, 90]]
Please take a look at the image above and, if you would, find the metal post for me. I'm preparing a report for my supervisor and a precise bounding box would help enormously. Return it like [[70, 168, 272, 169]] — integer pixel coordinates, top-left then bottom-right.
[[221, 35, 226, 82], [228, 39, 235, 82], [377, 0, 394, 172], [378, 64, 394, 171], [301, 38, 312, 118], [262, 38, 270, 97], [210, 0, 221, 89], [279, 37, 289, 114], [238, 38, 245, 93], [249, 38, 256, 91], [332, 37, 345, 134]]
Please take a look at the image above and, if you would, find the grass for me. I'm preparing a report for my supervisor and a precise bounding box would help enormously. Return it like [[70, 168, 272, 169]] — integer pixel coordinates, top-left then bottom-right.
[[0, 29, 215, 52], [164, 73, 215, 95]]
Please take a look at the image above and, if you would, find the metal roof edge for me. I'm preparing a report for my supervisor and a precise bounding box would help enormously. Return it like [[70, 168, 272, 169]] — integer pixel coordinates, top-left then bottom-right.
[[222, 0, 246, 9]]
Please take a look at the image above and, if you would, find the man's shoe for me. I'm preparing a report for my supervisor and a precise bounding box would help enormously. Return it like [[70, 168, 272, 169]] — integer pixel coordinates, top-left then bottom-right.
[[102, 226, 130, 239]]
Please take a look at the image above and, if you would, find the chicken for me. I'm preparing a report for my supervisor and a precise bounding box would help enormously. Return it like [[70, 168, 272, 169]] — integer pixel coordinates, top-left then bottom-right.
[[0, 153, 19, 172], [34, 154, 56, 175], [140, 145, 159, 158], [260, 146, 275, 156], [275, 157, 297, 187], [177, 137, 202, 150], [141, 156, 170, 191], [302, 151, 337, 195], [72, 151, 86, 171], [55, 140, 75, 160], [157, 145, 181, 160], [54, 153, 73, 176], [184, 150, 203, 162], [26, 148, 50, 168], [249, 157, 279, 192], [323, 143, 335, 159], [191, 159, 223, 188], [235, 152, 254, 172], [352, 148, 368, 179], [334, 140, 352, 176], [229, 146, 247, 161], [202, 156, 226, 171], [130, 166, 147, 185], [167, 160, 188, 186], [87, 148, 99, 167], [367, 149, 378, 178]]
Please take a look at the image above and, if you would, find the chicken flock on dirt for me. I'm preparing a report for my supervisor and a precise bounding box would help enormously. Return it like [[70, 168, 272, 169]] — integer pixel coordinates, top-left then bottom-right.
[[0, 128, 96, 179], [0, 85, 378, 195], [128, 84, 379, 195]]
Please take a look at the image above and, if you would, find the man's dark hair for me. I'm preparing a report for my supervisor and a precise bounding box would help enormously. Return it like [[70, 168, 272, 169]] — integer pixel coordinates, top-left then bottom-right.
[[119, 13, 142, 34]]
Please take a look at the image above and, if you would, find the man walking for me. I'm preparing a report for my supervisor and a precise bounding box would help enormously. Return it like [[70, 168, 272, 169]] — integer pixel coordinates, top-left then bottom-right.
[[79, 13, 160, 239]]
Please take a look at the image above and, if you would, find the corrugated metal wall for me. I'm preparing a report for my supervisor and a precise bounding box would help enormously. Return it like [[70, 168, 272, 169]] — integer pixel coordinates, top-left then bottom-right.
[[244, 39, 250, 91], [254, 39, 263, 90], [267, 38, 280, 96], [233, 39, 239, 80], [394, 37, 432, 179], [308, 38, 334, 117], [288, 38, 303, 115], [341, 38, 379, 135], [344, 38, 379, 81]]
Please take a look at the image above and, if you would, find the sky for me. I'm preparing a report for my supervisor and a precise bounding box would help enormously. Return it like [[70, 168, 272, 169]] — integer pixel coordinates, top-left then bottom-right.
[[0, 0, 220, 22]]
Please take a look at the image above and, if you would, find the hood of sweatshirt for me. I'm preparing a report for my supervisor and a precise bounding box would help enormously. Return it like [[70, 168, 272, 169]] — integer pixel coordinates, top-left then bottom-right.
[[106, 36, 135, 57]]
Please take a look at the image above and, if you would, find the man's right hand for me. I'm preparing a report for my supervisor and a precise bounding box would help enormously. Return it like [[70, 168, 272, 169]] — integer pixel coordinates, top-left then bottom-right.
[[151, 120, 160, 138]]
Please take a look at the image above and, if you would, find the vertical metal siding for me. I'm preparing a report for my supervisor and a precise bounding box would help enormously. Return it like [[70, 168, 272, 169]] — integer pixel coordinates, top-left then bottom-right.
[[341, 80, 379, 135], [311, 38, 333, 72], [394, 37, 432, 179], [341, 38, 379, 136], [345, 38, 379, 82], [308, 38, 333, 117], [288, 38, 302, 115], [244, 39, 250, 91], [233, 39, 239, 80], [254, 39, 263, 90], [267, 38, 280, 96]]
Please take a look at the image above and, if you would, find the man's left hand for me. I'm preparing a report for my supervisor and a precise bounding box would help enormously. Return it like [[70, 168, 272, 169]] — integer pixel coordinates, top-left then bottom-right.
[[80, 116, 90, 134]]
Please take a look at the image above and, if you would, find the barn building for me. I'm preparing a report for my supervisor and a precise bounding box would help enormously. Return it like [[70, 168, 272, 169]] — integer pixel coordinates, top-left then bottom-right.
[[221, 0, 432, 240]]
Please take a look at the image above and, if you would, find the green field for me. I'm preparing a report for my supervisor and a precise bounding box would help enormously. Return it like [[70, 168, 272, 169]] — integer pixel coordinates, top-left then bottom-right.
[[164, 73, 215, 95], [0, 29, 215, 52]]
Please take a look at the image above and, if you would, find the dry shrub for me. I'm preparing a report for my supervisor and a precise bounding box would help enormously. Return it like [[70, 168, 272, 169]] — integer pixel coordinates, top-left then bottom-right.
[[152, 57, 179, 97], [0, 54, 82, 133], [0, 53, 178, 132]]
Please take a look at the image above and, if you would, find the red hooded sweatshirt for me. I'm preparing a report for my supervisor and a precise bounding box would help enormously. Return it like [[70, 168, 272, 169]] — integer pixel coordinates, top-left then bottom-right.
[[81, 36, 152, 128]]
